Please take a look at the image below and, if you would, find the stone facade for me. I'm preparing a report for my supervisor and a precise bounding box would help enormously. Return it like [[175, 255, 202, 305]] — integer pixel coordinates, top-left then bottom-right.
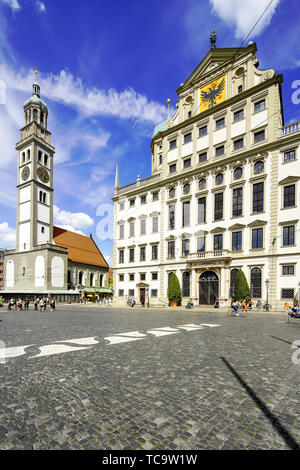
[[113, 42, 300, 309]]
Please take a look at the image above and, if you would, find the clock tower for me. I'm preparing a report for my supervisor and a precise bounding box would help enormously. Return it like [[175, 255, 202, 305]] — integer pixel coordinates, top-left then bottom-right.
[[16, 68, 55, 252]]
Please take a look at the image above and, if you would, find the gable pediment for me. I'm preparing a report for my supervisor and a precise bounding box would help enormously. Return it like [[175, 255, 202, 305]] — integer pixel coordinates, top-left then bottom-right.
[[278, 176, 300, 185], [247, 219, 268, 227], [228, 223, 246, 231]]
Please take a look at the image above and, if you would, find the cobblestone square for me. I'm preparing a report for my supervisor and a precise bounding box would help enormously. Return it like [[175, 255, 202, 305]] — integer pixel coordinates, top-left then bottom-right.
[[0, 305, 300, 450]]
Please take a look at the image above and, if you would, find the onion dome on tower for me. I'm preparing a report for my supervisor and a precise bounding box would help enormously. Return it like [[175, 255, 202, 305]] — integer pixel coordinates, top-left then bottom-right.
[[23, 66, 48, 129]]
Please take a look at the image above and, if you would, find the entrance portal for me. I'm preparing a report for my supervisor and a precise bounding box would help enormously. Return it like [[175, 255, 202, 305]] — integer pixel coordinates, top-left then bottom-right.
[[140, 288, 146, 306], [199, 271, 219, 305]]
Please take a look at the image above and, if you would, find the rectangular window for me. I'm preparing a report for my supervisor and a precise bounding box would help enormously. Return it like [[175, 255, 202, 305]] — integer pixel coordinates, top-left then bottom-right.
[[234, 109, 244, 122], [232, 231, 242, 251], [198, 197, 206, 224], [252, 228, 263, 249], [169, 204, 175, 229], [129, 248, 135, 262], [168, 241, 175, 258], [118, 289, 124, 297], [119, 274, 124, 282], [152, 216, 158, 233], [283, 265, 295, 275], [151, 289, 158, 297], [140, 246, 146, 261], [128, 289, 135, 297], [169, 163, 177, 174], [199, 152, 207, 163], [130, 199, 135, 207], [182, 239, 190, 256], [119, 224, 124, 239], [184, 132, 192, 144], [169, 139, 177, 150], [284, 149, 295, 163], [283, 184, 295, 208], [214, 192, 223, 221], [234, 137, 244, 151], [129, 274, 135, 281], [140, 219, 146, 235], [216, 117, 225, 129], [183, 158, 191, 169], [232, 187, 243, 217], [119, 202, 124, 211], [153, 192, 159, 201], [152, 245, 158, 260], [281, 288, 295, 299], [182, 201, 190, 227], [283, 225, 295, 246], [141, 195, 146, 205], [199, 125, 207, 137], [140, 273, 146, 281], [197, 236, 205, 252], [214, 234, 223, 251], [215, 145, 225, 157], [159, 155, 162, 165], [254, 99, 265, 113], [254, 129, 265, 143], [152, 272, 158, 280], [119, 249, 124, 264], [253, 182, 264, 213], [129, 221, 135, 237]]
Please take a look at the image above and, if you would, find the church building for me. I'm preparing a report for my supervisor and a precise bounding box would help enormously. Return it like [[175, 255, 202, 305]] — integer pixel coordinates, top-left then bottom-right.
[[113, 35, 300, 309], [4, 71, 110, 302]]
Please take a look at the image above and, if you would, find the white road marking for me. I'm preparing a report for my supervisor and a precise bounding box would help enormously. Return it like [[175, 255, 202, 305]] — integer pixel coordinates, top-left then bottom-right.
[[56, 337, 100, 345], [112, 331, 147, 337], [199, 324, 221, 328], [0, 345, 34, 359], [29, 344, 92, 358], [104, 336, 144, 345], [177, 324, 204, 331], [146, 327, 179, 337]]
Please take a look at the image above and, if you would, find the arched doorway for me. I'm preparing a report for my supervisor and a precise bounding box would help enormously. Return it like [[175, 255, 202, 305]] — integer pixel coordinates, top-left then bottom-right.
[[199, 271, 219, 305]]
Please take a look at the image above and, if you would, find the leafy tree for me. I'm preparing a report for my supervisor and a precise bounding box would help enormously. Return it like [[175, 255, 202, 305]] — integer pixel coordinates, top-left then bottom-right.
[[168, 273, 182, 306], [233, 269, 251, 302]]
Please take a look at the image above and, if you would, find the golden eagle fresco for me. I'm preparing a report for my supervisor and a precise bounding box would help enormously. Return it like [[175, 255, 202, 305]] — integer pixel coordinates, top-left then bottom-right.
[[200, 76, 226, 112]]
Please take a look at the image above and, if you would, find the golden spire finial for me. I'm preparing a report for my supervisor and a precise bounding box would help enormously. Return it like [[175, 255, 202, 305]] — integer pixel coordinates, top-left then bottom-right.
[[34, 65, 38, 77]]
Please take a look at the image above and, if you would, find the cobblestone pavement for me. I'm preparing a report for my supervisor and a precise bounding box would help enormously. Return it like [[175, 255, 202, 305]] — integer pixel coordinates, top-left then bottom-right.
[[0, 305, 300, 450]]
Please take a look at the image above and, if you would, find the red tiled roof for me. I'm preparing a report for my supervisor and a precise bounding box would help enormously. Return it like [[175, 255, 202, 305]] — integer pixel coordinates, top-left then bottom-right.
[[53, 226, 108, 268]]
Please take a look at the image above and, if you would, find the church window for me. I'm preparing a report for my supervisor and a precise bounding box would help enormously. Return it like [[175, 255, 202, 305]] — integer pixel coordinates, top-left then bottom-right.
[[43, 193, 46, 204], [22, 152, 25, 164], [39, 191, 43, 202], [44, 155, 48, 166], [33, 108, 38, 121], [40, 111, 44, 124], [38, 150, 42, 162], [27, 149, 30, 161], [41, 227, 44, 234], [22, 267, 26, 276]]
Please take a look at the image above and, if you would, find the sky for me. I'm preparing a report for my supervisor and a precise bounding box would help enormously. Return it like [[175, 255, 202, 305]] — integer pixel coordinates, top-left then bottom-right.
[[0, 0, 299, 265]]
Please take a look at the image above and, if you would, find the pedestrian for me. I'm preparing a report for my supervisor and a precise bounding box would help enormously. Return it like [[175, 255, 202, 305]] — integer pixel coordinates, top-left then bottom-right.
[[50, 298, 55, 311], [284, 301, 290, 313], [242, 299, 247, 313], [248, 298, 253, 310], [34, 298, 39, 311], [214, 298, 219, 308], [39, 298, 45, 312]]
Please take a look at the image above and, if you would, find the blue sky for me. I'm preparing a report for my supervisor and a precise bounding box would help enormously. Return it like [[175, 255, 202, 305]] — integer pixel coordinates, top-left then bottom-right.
[[0, 0, 299, 264]]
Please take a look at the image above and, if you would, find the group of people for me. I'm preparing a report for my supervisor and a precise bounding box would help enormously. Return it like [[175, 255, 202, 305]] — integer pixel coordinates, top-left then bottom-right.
[[231, 298, 253, 314], [3, 297, 56, 312]]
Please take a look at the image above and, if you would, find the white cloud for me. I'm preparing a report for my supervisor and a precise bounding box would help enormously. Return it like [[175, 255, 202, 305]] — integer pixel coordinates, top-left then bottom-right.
[[103, 253, 111, 264], [209, 0, 281, 39], [0, 65, 171, 125], [53, 205, 94, 230], [0, 222, 16, 248], [36, 1, 46, 12], [0, 0, 21, 11]]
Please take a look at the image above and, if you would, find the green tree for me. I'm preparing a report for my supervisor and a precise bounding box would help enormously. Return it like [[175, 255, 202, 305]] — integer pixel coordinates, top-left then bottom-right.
[[233, 269, 251, 302], [168, 273, 182, 306]]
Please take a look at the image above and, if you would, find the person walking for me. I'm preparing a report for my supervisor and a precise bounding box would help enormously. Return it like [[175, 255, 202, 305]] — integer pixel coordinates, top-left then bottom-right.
[[34, 298, 39, 311], [242, 299, 248, 313], [39, 298, 45, 312], [50, 298, 56, 311]]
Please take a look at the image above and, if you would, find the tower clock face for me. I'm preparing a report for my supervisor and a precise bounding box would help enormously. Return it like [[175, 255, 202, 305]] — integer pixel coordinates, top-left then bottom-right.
[[37, 166, 49, 183], [21, 166, 30, 181]]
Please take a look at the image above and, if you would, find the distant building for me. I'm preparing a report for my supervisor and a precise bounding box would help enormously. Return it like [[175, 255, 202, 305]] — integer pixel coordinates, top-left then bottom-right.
[[0, 249, 6, 291], [3, 72, 111, 301], [113, 39, 300, 309]]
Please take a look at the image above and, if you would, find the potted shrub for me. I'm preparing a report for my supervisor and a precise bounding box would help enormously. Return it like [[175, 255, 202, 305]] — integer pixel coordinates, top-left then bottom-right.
[[168, 273, 182, 307]]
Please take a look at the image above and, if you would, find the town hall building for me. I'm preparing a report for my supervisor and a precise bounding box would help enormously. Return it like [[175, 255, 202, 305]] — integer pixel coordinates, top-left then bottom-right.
[[113, 36, 300, 309], [3, 71, 110, 302]]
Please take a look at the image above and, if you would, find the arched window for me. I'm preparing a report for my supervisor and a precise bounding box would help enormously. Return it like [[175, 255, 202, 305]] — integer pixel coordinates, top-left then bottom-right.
[[182, 271, 190, 297], [254, 161, 264, 175], [43, 193, 46, 204], [39, 191, 43, 202], [90, 273, 94, 287], [40, 111, 44, 124], [169, 187, 175, 198], [44, 155, 48, 166], [79, 271, 83, 285], [27, 149, 30, 161], [33, 108, 38, 121], [234, 167, 243, 180], [38, 150, 42, 163], [100, 274, 103, 287], [22, 152, 25, 164], [183, 183, 190, 194], [230, 268, 239, 297], [67, 270, 71, 284], [216, 173, 223, 185], [251, 267, 262, 298], [199, 178, 206, 190], [22, 267, 26, 277]]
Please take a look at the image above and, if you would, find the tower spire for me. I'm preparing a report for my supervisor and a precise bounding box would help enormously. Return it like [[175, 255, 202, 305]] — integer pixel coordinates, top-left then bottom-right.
[[32, 65, 40, 97], [114, 164, 119, 194]]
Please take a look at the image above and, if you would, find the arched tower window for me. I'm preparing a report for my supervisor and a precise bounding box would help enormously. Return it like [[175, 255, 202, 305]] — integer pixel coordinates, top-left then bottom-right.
[[33, 108, 38, 121], [251, 267, 262, 298], [43, 192, 46, 204], [27, 149, 30, 161], [22, 152, 25, 164], [182, 271, 190, 297], [44, 155, 48, 166], [38, 150, 42, 163]]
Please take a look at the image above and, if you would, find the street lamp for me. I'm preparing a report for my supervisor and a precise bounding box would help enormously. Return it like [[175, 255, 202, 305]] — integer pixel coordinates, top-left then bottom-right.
[[265, 279, 270, 311]]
